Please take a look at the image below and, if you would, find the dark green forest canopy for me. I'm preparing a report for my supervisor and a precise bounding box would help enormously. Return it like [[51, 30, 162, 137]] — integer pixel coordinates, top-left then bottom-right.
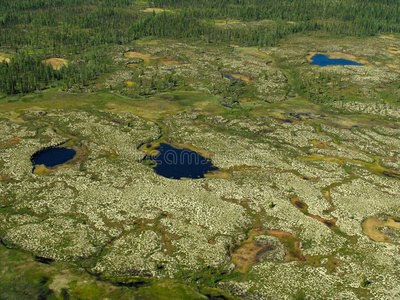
[[1, 0, 400, 95], [1, 0, 400, 50]]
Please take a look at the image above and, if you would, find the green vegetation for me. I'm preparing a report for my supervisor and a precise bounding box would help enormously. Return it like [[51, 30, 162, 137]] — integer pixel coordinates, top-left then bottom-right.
[[1, 0, 400, 95], [0, 52, 107, 94], [1, 0, 400, 299]]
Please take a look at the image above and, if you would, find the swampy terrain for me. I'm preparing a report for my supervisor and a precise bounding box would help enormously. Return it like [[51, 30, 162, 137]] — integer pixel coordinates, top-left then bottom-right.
[[1, 1, 400, 299]]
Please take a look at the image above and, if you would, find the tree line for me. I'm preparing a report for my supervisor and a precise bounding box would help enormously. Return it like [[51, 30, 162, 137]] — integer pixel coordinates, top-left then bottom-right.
[[1, 0, 399, 52], [0, 52, 107, 94], [0, 0, 400, 95]]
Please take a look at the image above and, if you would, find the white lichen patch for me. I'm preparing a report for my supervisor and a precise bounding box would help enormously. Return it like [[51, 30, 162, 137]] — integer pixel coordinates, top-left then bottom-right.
[[331, 178, 400, 235], [94, 230, 163, 276], [2, 105, 400, 299], [3, 217, 109, 260]]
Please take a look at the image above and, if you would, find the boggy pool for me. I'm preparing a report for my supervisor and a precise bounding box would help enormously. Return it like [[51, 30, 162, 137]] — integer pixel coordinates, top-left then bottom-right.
[[310, 54, 363, 66], [146, 143, 218, 179], [31, 147, 76, 168]]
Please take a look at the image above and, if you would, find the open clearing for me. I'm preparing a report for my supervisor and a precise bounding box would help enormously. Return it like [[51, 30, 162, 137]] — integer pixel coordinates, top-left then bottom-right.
[[43, 58, 67, 70], [362, 217, 400, 243], [124, 51, 179, 66], [214, 19, 243, 26], [0, 56, 10, 63], [142, 7, 172, 13]]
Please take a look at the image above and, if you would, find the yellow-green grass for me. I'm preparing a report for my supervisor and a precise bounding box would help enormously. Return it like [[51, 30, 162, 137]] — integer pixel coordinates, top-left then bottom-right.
[[246, 95, 399, 130], [387, 46, 400, 54], [142, 7, 172, 14], [235, 47, 274, 60], [1, 88, 394, 135], [298, 151, 400, 180], [230, 229, 305, 273], [0, 56, 10, 63], [379, 35, 398, 40], [0, 243, 207, 299], [386, 63, 400, 71], [42, 58, 67, 70], [222, 72, 254, 83], [362, 216, 400, 243], [125, 81, 135, 86], [214, 19, 242, 26], [0, 53, 13, 62], [310, 139, 335, 150], [124, 51, 179, 66]]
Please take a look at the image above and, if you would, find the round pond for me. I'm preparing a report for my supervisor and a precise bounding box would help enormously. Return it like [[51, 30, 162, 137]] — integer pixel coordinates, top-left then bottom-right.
[[146, 143, 218, 179], [32, 147, 76, 167]]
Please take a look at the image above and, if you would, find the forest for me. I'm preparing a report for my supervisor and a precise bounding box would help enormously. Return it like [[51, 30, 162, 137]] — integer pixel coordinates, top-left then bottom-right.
[[1, 0, 400, 94]]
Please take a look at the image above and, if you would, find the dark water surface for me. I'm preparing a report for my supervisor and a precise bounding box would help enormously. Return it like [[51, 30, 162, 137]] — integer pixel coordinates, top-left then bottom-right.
[[32, 147, 76, 167], [147, 143, 218, 179], [223, 74, 240, 81], [310, 54, 363, 66]]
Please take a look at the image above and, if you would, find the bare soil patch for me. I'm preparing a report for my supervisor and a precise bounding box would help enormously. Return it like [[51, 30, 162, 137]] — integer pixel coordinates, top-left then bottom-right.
[[310, 139, 335, 150], [43, 58, 67, 70], [214, 19, 242, 26], [266, 230, 305, 262], [230, 228, 305, 272], [380, 35, 398, 40], [387, 46, 400, 54], [386, 63, 400, 72], [7, 137, 22, 146], [230, 229, 280, 272], [0, 55, 10, 63], [142, 8, 171, 14], [362, 216, 400, 243]]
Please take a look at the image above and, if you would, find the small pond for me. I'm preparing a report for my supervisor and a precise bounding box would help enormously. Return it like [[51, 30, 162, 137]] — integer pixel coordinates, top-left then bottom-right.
[[310, 54, 363, 66], [223, 74, 240, 81], [32, 147, 76, 167], [146, 143, 218, 179]]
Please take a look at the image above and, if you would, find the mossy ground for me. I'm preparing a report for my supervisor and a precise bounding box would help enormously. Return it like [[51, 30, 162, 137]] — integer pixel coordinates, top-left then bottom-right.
[[1, 33, 400, 299]]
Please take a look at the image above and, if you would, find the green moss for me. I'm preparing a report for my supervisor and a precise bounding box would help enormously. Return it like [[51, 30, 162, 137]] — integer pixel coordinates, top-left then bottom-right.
[[135, 280, 207, 300]]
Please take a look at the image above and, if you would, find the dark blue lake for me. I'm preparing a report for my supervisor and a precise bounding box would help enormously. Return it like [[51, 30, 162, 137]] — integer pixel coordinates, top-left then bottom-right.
[[146, 143, 218, 179], [310, 54, 363, 66], [32, 147, 76, 167]]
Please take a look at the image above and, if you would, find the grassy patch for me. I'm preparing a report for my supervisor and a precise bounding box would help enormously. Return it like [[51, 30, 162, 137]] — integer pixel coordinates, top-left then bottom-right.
[[142, 7, 173, 14], [42, 58, 67, 70], [362, 216, 400, 243], [214, 19, 243, 26]]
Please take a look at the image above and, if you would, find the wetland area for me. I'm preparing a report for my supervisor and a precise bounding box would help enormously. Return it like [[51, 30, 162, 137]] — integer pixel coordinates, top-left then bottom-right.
[[1, 1, 400, 299]]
